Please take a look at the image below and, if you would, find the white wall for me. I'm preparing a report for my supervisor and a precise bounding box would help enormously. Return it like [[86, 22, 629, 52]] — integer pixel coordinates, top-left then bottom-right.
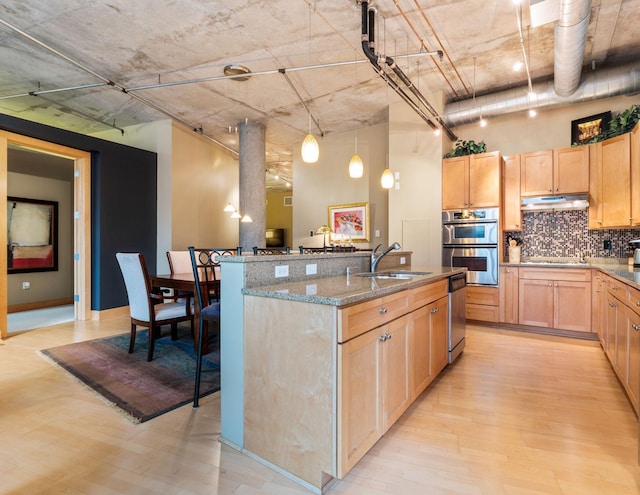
[[292, 123, 388, 250], [452, 94, 640, 155]]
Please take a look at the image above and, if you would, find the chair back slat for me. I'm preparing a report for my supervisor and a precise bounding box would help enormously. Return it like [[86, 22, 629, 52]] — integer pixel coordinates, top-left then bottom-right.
[[253, 246, 290, 255], [299, 246, 327, 254], [188, 247, 240, 306]]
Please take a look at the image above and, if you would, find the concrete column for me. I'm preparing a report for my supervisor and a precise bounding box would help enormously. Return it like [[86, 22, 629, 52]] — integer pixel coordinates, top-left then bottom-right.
[[238, 120, 266, 252]]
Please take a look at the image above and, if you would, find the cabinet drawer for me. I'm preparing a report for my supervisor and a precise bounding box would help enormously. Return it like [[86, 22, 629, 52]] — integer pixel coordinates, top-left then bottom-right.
[[411, 279, 448, 310], [467, 303, 499, 322], [608, 277, 628, 301], [339, 290, 411, 343], [466, 286, 499, 306], [627, 285, 640, 316], [519, 267, 591, 282]]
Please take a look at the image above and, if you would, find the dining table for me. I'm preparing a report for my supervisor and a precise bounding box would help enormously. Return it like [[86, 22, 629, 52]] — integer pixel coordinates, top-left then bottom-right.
[[150, 272, 217, 355]]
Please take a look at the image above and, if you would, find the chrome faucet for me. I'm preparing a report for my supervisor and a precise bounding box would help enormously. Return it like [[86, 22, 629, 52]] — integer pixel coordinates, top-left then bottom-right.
[[371, 242, 401, 272]]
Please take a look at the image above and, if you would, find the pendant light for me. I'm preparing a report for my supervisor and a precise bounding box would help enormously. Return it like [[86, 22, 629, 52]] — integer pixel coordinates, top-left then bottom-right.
[[349, 50, 363, 178], [301, 4, 319, 164], [381, 168, 394, 189]]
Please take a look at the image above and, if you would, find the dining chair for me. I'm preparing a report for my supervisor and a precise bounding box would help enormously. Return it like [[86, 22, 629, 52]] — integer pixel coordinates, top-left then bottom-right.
[[166, 250, 195, 302], [188, 246, 225, 407], [115, 252, 194, 362], [252, 246, 291, 255]]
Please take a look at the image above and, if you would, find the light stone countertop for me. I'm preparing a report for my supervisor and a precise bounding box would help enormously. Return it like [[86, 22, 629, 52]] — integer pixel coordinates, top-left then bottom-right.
[[242, 265, 465, 307]]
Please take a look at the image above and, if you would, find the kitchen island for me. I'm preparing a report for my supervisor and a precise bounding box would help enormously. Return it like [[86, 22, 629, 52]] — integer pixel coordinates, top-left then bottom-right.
[[217, 252, 464, 493]]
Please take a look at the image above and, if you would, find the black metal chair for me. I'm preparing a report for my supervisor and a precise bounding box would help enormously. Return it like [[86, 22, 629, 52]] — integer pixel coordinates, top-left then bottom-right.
[[188, 246, 240, 407], [252, 246, 290, 255], [299, 246, 328, 254]]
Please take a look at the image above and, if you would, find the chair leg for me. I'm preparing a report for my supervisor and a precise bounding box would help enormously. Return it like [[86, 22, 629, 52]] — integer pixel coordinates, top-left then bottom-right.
[[193, 317, 206, 408], [170, 322, 178, 341], [147, 325, 156, 362], [129, 323, 136, 353]]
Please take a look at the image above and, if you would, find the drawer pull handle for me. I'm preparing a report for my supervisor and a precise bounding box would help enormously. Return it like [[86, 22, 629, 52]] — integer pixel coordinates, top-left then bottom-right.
[[379, 307, 388, 314]]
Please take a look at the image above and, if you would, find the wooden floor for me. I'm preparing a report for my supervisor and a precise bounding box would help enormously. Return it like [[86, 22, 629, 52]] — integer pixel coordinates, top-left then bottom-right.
[[1, 318, 639, 494]]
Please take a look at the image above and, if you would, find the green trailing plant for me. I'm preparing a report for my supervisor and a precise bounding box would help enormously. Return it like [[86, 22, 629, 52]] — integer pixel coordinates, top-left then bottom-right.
[[443, 139, 487, 158], [573, 104, 640, 145]]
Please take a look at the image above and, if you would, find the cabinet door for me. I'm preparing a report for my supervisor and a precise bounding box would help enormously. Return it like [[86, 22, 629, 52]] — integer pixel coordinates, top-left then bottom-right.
[[605, 293, 618, 365], [499, 266, 519, 324], [600, 133, 631, 227], [553, 145, 589, 194], [588, 143, 602, 229], [430, 296, 449, 376], [591, 273, 606, 344], [553, 280, 592, 332], [410, 305, 432, 401], [519, 278, 553, 327], [521, 149, 553, 197], [469, 151, 501, 208], [503, 155, 522, 231], [338, 328, 382, 476], [627, 305, 640, 414], [631, 123, 640, 226], [442, 156, 469, 209], [381, 315, 411, 432]]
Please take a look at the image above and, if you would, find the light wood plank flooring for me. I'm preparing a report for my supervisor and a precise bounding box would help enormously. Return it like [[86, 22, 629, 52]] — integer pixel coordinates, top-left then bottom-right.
[[1, 319, 639, 494]]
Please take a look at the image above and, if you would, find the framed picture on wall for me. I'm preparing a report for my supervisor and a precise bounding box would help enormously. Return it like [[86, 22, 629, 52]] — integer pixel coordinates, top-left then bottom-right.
[[328, 202, 369, 243], [571, 111, 611, 145], [7, 196, 58, 273]]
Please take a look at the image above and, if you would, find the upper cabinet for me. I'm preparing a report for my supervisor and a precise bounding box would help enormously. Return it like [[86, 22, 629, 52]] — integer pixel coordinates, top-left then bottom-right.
[[590, 133, 632, 228], [502, 154, 522, 231], [520, 147, 589, 197], [442, 151, 501, 210]]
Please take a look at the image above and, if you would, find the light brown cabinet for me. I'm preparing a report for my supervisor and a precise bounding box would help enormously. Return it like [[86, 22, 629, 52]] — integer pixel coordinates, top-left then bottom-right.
[[591, 272, 607, 345], [410, 296, 448, 401], [338, 279, 449, 477], [502, 155, 522, 231], [631, 122, 640, 226], [442, 151, 501, 209], [521, 147, 589, 197], [589, 133, 632, 228], [518, 268, 592, 332], [499, 266, 519, 324], [466, 285, 499, 322]]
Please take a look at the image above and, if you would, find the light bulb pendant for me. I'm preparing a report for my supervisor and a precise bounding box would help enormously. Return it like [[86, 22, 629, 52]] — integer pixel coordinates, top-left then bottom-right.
[[381, 168, 394, 189], [349, 154, 364, 178], [301, 133, 319, 163]]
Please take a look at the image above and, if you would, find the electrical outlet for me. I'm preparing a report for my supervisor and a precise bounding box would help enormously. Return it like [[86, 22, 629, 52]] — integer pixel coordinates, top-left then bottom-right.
[[306, 263, 317, 275], [309, 230, 314, 237], [275, 265, 289, 277], [604, 239, 612, 250], [22, 281, 30, 290], [400, 257, 406, 265]]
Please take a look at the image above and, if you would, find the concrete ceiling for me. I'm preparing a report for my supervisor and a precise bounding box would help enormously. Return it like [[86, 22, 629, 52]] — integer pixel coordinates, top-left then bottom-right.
[[1, 0, 638, 191]]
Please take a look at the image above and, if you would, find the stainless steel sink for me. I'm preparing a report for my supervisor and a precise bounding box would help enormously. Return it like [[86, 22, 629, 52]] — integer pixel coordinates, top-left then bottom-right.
[[355, 270, 432, 279]]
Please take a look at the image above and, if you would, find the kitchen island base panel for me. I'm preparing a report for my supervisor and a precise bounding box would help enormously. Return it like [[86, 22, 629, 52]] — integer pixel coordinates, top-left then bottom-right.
[[244, 296, 336, 489]]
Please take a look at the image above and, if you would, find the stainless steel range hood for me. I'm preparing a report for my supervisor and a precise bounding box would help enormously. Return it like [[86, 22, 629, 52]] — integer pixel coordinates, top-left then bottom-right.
[[521, 194, 589, 211]]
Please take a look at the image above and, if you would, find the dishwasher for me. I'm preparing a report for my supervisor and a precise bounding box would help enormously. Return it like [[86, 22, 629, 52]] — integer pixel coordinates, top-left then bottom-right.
[[448, 272, 467, 364]]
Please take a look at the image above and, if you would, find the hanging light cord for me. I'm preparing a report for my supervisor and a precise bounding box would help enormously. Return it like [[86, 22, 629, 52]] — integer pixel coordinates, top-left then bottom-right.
[[280, 70, 324, 137]]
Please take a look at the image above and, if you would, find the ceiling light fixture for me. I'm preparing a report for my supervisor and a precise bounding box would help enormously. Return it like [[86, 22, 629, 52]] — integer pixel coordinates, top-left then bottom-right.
[[301, 4, 319, 164], [381, 168, 394, 189], [224, 202, 235, 212], [230, 210, 241, 219], [223, 64, 252, 81], [349, 51, 364, 179], [241, 214, 253, 223]]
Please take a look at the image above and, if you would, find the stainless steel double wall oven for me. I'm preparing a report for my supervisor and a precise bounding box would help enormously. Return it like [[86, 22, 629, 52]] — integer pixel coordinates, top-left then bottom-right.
[[442, 207, 499, 286]]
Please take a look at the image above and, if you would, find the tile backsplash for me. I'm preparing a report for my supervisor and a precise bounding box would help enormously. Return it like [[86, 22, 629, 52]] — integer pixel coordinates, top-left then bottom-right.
[[504, 210, 640, 259]]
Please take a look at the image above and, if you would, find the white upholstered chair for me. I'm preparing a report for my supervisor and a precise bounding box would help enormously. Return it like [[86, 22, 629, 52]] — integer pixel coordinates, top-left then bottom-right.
[[116, 252, 194, 361]]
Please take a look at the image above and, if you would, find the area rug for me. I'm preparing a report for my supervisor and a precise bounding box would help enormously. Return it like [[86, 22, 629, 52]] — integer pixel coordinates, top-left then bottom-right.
[[38, 326, 220, 423]]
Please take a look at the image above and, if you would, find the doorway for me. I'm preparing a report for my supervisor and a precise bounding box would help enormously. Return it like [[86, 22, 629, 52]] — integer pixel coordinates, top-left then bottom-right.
[[0, 131, 91, 339]]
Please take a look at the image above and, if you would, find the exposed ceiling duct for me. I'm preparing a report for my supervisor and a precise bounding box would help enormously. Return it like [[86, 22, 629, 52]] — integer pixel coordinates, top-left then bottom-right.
[[554, 0, 592, 97], [360, 1, 457, 141], [444, 61, 640, 128]]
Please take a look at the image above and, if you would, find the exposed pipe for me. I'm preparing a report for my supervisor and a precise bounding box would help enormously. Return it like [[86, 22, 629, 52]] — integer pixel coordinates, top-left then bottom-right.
[[554, 0, 592, 97], [443, 61, 640, 127], [360, 1, 457, 141]]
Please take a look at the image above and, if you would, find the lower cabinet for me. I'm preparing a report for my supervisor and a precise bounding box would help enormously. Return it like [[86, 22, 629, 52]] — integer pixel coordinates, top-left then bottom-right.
[[466, 285, 499, 322], [499, 266, 519, 324], [338, 282, 449, 477], [518, 268, 592, 332]]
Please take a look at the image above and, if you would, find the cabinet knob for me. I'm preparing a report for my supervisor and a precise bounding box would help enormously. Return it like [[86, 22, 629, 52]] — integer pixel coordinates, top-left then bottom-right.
[[632, 323, 640, 332], [386, 333, 392, 340], [378, 334, 387, 342], [636, 301, 640, 307], [379, 307, 388, 314]]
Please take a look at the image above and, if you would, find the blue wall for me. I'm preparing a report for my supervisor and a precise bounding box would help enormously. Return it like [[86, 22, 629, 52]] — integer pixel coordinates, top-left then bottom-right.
[[0, 114, 157, 311]]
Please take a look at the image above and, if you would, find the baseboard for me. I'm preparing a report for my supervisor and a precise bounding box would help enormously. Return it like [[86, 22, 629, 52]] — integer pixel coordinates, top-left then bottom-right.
[[8, 297, 74, 314], [91, 306, 129, 320]]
